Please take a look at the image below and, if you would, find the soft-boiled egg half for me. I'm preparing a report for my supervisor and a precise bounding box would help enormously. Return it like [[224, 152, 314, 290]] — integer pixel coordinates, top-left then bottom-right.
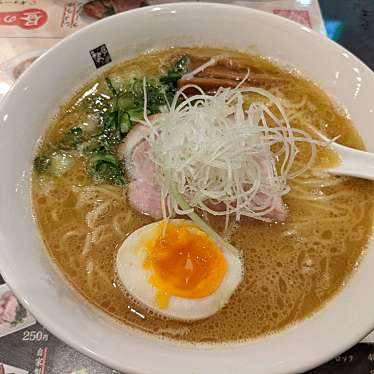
[[116, 219, 243, 321]]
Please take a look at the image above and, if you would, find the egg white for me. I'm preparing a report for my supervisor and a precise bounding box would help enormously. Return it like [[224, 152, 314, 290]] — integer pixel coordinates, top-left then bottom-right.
[[116, 219, 243, 321]]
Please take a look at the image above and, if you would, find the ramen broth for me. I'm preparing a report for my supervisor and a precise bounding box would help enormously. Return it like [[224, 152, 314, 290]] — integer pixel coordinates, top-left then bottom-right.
[[32, 48, 374, 342]]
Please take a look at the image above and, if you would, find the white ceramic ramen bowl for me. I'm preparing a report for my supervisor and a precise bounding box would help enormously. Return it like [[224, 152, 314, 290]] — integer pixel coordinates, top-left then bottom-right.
[[0, 3, 374, 374]]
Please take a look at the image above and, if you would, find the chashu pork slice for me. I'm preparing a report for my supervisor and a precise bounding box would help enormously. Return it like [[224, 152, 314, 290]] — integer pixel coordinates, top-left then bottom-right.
[[118, 118, 287, 221], [118, 117, 163, 219]]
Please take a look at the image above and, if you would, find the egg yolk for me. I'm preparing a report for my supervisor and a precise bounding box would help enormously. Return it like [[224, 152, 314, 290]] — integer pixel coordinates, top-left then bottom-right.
[[143, 221, 227, 309]]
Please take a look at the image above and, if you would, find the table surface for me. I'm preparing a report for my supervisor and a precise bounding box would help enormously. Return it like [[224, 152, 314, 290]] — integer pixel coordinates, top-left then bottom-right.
[[1, 1, 374, 373]]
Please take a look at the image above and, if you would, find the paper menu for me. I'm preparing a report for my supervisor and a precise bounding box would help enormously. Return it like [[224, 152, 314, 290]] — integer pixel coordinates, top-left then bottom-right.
[[0, 1, 91, 39], [0, 0, 325, 70]]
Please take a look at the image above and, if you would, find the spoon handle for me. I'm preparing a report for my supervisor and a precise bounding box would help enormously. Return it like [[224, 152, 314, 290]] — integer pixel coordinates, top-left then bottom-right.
[[328, 142, 374, 181]]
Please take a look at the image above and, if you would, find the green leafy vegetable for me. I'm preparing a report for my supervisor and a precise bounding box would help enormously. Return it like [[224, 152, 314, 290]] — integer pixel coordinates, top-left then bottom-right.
[[58, 127, 84, 150], [105, 77, 117, 96], [33, 56, 188, 185], [119, 111, 132, 134], [117, 94, 135, 111], [34, 155, 52, 173], [112, 55, 188, 118], [87, 153, 125, 186], [81, 109, 132, 186], [127, 108, 144, 121], [160, 56, 188, 88]]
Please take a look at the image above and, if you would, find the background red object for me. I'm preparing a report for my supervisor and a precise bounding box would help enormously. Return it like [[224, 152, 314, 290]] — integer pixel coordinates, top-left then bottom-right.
[[273, 9, 312, 28], [0, 8, 47, 30]]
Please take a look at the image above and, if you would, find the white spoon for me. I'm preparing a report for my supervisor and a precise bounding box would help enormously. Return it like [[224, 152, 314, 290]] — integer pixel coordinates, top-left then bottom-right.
[[327, 142, 374, 181]]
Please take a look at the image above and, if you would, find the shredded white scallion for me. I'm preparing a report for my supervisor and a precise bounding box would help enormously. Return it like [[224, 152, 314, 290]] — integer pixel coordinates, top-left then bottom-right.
[[143, 83, 328, 223], [181, 57, 217, 80]]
